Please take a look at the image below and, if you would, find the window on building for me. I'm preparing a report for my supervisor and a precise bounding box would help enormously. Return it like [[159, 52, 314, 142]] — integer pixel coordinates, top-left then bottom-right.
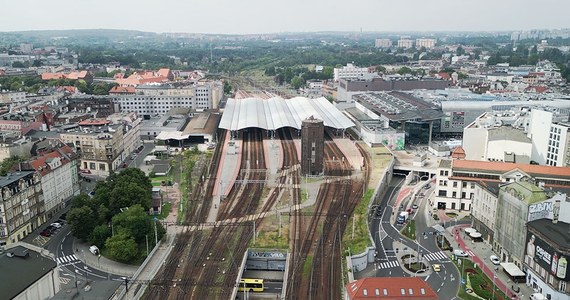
[[453, 182, 458, 188], [462, 192, 466, 198], [89, 162, 96, 169], [462, 182, 467, 188], [438, 190, 447, 197], [452, 192, 457, 198]]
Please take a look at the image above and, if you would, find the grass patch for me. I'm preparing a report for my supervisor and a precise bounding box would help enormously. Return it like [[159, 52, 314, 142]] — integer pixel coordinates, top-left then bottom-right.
[[302, 255, 314, 278], [156, 202, 172, 220], [454, 258, 510, 300], [446, 212, 458, 218], [250, 215, 289, 249], [401, 220, 416, 240], [342, 189, 374, 255]]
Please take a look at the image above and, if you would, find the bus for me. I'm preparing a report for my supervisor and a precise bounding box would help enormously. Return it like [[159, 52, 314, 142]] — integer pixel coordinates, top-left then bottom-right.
[[237, 278, 264, 292]]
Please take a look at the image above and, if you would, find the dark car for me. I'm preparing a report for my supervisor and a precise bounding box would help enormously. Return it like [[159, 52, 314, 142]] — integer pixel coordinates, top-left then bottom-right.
[[40, 229, 51, 237], [60, 213, 67, 220]]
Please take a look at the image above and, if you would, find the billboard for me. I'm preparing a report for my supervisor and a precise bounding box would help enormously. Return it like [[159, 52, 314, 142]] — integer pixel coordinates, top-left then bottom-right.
[[527, 200, 554, 222], [525, 232, 569, 282]]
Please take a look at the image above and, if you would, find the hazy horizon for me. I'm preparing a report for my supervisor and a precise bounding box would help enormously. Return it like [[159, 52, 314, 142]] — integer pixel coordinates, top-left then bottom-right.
[[2, 0, 570, 35]]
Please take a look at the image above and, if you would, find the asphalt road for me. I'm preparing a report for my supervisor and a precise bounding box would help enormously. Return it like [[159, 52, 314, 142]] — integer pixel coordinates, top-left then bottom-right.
[[368, 176, 461, 298]]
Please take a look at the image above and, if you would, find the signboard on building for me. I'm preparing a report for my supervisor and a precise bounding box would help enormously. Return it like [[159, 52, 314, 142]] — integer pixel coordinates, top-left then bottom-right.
[[527, 200, 554, 222], [525, 232, 569, 281]]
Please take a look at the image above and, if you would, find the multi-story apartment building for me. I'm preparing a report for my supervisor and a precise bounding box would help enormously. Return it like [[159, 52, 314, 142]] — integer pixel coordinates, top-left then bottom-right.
[[0, 120, 42, 136], [494, 181, 565, 269], [0, 171, 44, 246], [64, 96, 116, 118], [106, 112, 142, 157], [528, 109, 570, 167], [470, 181, 500, 243], [397, 39, 414, 49], [525, 219, 570, 299], [433, 159, 570, 213], [0, 91, 26, 104], [415, 38, 436, 49], [112, 82, 222, 117], [25, 141, 79, 219], [463, 112, 532, 163], [59, 122, 126, 177], [333, 63, 374, 82], [374, 39, 392, 48]]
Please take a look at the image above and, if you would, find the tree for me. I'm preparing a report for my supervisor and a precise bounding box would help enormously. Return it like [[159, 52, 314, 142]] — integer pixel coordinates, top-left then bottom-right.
[[111, 204, 151, 244], [12, 61, 26, 68], [456, 46, 465, 56], [67, 206, 97, 240], [0, 156, 24, 176], [375, 65, 387, 73], [32, 60, 43, 67], [105, 231, 139, 263], [89, 224, 111, 249], [290, 76, 305, 90], [397, 67, 413, 75], [223, 81, 232, 94], [264, 66, 276, 76]]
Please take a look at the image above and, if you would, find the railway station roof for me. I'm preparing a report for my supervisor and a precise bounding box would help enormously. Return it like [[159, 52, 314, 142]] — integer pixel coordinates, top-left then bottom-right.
[[219, 96, 355, 131]]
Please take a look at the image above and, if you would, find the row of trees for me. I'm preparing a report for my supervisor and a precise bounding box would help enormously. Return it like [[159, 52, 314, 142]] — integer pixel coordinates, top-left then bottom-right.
[[0, 75, 117, 95], [67, 168, 165, 264]]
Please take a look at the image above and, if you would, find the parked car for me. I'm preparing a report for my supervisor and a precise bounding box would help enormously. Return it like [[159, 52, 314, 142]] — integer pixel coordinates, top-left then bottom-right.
[[490, 254, 501, 265], [412, 204, 418, 209], [432, 264, 441, 272], [453, 249, 469, 257], [59, 213, 67, 220], [89, 245, 100, 256], [50, 222, 62, 229], [40, 229, 51, 237]]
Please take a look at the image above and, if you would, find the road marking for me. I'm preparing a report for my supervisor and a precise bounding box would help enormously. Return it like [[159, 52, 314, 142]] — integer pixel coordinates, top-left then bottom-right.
[[423, 251, 447, 262], [59, 277, 71, 284], [425, 275, 430, 281], [378, 260, 400, 269], [57, 254, 78, 265]]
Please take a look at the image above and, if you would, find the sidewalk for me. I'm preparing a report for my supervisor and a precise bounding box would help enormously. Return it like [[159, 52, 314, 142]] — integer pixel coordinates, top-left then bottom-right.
[[448, 225, 532, 299]]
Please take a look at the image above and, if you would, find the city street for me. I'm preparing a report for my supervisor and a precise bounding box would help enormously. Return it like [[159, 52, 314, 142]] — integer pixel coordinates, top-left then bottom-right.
[[367, 176, 461, 297]]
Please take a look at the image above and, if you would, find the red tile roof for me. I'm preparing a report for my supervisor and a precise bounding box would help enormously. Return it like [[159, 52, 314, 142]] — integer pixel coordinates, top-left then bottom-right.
[[109, 86, 135, 94], [78, 119, 110, 126], [29, 150, 70, 176], [346, 277, 438, 300], [451, 146, 466, 159], [452, 160, 570, 178]]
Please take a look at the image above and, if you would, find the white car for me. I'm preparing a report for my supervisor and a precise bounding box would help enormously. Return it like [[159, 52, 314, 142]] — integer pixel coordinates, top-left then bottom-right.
[[50, 222, 62, 229], [89, 245, 100, 256], [453, 249, 469, 257], [490, 254, 501, 265]]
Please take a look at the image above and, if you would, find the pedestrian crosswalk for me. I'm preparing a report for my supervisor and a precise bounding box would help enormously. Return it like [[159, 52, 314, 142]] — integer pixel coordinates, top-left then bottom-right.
[[423, 251, 448, 262], [422, 250, 475, 262], [377, 260, 400, 269], [56, 254, 78, 265]]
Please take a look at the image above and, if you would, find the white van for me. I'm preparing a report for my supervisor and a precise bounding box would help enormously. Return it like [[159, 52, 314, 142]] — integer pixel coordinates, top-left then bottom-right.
[[530, 293, 547, 300]]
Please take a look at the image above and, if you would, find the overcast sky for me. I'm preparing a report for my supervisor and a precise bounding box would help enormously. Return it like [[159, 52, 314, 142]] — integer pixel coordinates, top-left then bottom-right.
[[2, 0, 569, 34]]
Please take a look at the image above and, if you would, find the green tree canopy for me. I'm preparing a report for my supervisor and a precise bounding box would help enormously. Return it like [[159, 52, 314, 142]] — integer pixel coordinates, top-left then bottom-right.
[[68, 206, 97, 241], [105, 232, 139, 263]]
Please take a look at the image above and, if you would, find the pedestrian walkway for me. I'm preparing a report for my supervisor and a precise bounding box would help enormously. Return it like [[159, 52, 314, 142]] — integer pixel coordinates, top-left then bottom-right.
[[56, 254, 79, 265], [447, 224, 531, 299], [377, 260, 400, 269], [422, 251, 449, 262]]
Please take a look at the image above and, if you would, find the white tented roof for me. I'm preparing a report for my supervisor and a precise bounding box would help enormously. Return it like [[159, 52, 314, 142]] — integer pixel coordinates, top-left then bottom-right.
[[219, 97, 354, 131]]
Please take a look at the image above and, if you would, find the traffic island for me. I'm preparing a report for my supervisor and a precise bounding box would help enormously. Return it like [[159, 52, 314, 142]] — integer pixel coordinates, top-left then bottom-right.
[[401, 254, 428, 274]]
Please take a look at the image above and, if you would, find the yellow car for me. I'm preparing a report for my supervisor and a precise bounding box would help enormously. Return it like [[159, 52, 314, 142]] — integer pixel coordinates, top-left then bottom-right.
[[432, 264, 441, 272]]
